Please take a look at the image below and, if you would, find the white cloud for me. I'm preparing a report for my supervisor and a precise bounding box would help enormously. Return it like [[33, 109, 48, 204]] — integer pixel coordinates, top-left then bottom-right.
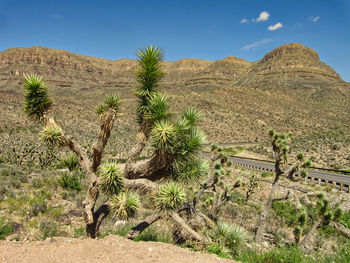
[[312, 16, 320, 22], [256, 11, 270, 22], [240, 18, 248, 24], [268, 22, 283, 31], [241, 38, 272, 51]]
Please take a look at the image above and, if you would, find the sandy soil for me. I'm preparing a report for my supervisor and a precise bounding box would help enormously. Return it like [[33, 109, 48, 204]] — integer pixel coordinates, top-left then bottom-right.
[[0, 235, 238, 263]]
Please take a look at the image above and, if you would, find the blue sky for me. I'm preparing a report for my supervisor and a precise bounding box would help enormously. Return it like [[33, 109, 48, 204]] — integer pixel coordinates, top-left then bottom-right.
[[1, 0, 349, 81]]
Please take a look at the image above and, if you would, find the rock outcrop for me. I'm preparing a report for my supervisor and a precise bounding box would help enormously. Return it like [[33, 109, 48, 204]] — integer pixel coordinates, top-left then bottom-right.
[[237, 43, 344, 89]]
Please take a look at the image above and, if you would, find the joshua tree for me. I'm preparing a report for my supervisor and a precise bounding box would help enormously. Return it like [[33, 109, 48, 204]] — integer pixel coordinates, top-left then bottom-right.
[[244, 173, 259, 204], [24, 46, 210, 241], [255, 129, 312, 243], [124, 45, 166, 178], [23, 74, 142, 238], [297, 193, 343, 248], [191, 144, 242, 223]]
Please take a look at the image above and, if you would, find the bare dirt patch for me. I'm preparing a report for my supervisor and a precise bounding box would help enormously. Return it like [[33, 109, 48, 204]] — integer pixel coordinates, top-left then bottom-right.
[[0, 235, 237, 263]]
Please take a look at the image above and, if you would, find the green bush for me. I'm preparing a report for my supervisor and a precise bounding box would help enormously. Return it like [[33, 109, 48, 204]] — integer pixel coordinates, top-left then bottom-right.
[[0, 218, 13, 240], [58, 173, 82, 191], [340, 210, 350, 229], [272, 200, 298, 226]]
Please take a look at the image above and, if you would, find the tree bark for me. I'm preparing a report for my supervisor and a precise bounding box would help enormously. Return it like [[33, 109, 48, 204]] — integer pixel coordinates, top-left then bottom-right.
[[92, 109, 116, 172], [255, 181, 279, 244], [124, 131, 147, 178], [86, 203, 111, 238], [299, 220, 321, 248], [169, 212, 207, 243], [124, 178, 159, 194]]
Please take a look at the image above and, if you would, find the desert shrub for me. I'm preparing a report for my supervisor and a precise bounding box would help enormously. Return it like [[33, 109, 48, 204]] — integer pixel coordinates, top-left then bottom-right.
[[39, 220, 57, 240], [134, 225, 172, 243], [74, 227, 85, 238], [38, 147, 57, 168], [0, 218, 13, 240], [29, 197, 47, 216], [272, 200, 298, 226], [213, 222, 248, 256], [58, 173, 82, 191], [261, 171, 273, 178], [58, 153, 79, 171], [206, 242, 231, 259], [31, 177, 44, 188], [340, 210, 350, 229], [237, 246, 311, 263]]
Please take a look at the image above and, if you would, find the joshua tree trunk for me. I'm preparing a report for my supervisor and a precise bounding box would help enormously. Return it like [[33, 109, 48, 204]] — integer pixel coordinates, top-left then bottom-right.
[[124, 131, 147, 178], [299, 220, 321, 248], [42, 109, 117, 238], [255, 182, 279, 244], [85, 204, 111, 238]]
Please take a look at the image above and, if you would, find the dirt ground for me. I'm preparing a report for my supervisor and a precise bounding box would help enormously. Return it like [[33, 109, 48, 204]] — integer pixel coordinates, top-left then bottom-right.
[[0, 235, 237, 263]]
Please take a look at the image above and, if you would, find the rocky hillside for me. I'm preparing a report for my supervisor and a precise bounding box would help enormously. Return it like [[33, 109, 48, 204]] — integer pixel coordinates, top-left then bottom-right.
[[0, 43, 349, 167], [237, 43, 344, 89]]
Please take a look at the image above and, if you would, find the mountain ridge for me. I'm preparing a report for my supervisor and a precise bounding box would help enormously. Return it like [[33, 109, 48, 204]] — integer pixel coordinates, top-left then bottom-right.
[[0, 43, 347, 88]]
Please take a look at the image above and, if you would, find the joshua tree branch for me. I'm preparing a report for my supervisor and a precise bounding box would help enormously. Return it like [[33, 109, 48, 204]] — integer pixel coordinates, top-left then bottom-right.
[[169, 212, 207, 243], [127, 212, 163, 240], [124, 178, 159, 194], [299, 219, 321, 247], [92, 109, 116, 172], [124, 130, 148, 178]]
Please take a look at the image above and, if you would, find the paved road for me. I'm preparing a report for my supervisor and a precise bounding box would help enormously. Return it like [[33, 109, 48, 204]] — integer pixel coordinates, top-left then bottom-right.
[[229, 156, 350, 193]]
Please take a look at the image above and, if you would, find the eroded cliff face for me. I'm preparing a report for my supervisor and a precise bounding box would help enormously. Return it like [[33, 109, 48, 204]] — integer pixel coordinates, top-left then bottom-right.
[[237, 43, 343, 89], [0, 43, 346, 89]]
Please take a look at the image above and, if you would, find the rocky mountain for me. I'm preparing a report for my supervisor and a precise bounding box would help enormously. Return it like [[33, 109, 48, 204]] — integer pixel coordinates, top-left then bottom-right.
[[237, 43, 344, 89], [0, 43, 347, 89]]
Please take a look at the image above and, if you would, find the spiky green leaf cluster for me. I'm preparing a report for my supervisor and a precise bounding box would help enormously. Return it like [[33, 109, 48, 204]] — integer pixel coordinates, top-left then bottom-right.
[[155, 182, 186, 211], [135, 45, 165, 125], [110, 192, 140, 219], [144, 92, 171, 123], [99, 161, 124, 196], [150, 107, 206, 181], [172, 159, 209, 182], [23, 74, 53, 120], [215, 222, 247, 255], [96, 94, 120, 114], [40, 123, 64, 147]]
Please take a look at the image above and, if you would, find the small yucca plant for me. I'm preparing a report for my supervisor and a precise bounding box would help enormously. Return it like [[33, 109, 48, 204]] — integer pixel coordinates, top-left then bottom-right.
[[156, 182, 186, 211], [173, 158, 209, 182], [61, 153, 79, 171], [110, 192, 140, 220], [40, 123, 64, 147], [215, 222, 247, 256], [23, 74, 52, 120], [99, 161, 124, 196]]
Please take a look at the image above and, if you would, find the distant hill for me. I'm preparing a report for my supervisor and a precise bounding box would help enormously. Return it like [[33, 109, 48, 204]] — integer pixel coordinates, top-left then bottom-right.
[[0, 43, 349, 168]]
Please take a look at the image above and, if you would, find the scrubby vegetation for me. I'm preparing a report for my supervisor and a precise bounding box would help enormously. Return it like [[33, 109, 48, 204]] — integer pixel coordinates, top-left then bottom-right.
[[0, 45, 349, 263]]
